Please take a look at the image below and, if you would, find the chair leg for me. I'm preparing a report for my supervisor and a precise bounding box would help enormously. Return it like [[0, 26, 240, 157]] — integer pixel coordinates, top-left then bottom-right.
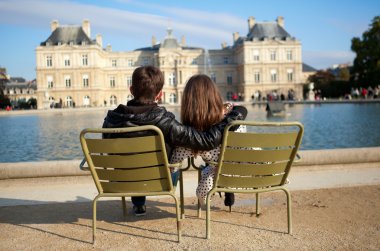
[[121, 196, 127, 217], [179, 171, 185, 219], [206, 191, 214, 239], [256, 193, 260, 217], [283, 188, 292, 234], [172, 195, 182, 242], [92, 196, 100, 245]]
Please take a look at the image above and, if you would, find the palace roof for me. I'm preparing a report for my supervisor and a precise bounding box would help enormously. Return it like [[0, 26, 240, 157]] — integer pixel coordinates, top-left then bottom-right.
[[40, 26, 95, 46], [247, 22, 292, 40]]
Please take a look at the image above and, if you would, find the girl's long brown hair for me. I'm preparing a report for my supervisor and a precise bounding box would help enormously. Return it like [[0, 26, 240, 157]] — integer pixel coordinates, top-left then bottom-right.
[[181, 74, 224, 131]]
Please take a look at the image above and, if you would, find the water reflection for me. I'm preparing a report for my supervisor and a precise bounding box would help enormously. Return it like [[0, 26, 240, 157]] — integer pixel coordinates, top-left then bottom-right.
[[0, 103, 379, 163]]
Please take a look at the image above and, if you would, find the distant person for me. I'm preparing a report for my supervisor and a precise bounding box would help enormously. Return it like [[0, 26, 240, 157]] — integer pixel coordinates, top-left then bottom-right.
[[102, 66, 245, 216], [169, 75, 247, 210], [361, 88, 368, 99]]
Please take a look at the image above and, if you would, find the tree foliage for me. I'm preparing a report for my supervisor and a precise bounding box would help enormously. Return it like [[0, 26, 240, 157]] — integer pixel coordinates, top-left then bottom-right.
[[351, 16, 380, 86], [308, 70, 335, 85], [0, 94, 11, 109]]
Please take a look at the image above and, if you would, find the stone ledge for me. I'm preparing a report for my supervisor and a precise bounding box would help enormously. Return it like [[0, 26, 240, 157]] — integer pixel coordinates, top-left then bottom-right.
[[0, 147, 379, 179]]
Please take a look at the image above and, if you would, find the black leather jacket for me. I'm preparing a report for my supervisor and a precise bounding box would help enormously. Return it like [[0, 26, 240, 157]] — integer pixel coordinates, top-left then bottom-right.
[[102, 99, 247, 156]]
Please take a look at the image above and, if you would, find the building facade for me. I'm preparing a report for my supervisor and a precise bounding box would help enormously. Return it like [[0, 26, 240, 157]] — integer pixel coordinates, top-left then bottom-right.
[[3, 77, 37, 105], [36, 17, 305, 109]]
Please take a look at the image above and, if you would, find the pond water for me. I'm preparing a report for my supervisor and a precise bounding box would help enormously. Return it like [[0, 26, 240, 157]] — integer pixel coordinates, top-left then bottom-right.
[[0, 103, 379, 163]]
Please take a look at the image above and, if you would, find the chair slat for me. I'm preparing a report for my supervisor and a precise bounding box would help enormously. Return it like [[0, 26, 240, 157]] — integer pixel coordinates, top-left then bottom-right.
[[223, 148, 293, 163], [91, 152, 165, 168], [220, 162, 288, 176], [100, 179, 170, 193], [86, 135, 162, 153], [217, 174, 284, 189], [226, 131, 298, 148], [96, 166, 168, 181]]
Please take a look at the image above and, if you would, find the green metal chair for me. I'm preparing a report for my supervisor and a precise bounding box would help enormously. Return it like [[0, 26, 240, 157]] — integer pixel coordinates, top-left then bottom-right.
[[79, 126, 181, 244], [205, 121, 304, 239]]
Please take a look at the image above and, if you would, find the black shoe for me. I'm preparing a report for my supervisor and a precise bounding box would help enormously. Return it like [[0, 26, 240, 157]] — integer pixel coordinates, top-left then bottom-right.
[[224, 193, 235, 212], [133, 205, 146, 216]]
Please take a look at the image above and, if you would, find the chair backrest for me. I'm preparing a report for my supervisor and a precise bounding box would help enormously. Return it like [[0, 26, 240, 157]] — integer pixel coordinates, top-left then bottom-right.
[[214, 121, 303, 190], [79, 125, 174, 194]]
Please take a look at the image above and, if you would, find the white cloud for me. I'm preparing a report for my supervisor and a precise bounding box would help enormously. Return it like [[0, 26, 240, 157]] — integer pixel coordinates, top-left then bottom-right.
[[303, 50, 356, 70], [0, 0, 244, 48]]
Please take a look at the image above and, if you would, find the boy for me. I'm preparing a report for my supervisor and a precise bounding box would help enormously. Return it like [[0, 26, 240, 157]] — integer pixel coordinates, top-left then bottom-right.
[[102, 66, 245, 216]]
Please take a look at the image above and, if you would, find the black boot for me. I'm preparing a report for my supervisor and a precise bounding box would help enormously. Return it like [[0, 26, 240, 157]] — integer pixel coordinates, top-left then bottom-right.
[[224, 193, 235, 212]]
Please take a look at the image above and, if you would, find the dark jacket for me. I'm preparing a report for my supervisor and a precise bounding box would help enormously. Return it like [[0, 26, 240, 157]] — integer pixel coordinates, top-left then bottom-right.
[[102, 99, 247, 156]]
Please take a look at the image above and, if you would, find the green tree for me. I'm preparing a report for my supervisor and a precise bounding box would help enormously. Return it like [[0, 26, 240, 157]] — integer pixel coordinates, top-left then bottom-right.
[[0, 93, 11, 109], [338, 68, 350, 81], [351, 16, 380, 86], [308, 70, 335, 85]]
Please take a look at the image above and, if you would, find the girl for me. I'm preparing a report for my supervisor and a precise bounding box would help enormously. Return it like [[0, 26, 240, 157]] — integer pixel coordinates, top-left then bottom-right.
[[170, 74, 247, 209]]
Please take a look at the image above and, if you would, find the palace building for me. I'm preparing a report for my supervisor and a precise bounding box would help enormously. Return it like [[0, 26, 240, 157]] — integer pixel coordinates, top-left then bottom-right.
[[36, 17, 305, 109]]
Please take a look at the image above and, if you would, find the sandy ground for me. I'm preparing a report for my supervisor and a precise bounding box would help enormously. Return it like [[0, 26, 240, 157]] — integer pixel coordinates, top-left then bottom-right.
[[0, 185, 379, 250]]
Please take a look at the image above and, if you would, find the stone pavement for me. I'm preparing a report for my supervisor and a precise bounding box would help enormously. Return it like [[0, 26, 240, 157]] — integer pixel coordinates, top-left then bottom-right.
[[0, 164, 379, 207]]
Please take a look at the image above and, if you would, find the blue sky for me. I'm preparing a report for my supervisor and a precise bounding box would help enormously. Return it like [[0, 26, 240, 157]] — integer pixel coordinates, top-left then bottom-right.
[[0, 0, 379, 80]]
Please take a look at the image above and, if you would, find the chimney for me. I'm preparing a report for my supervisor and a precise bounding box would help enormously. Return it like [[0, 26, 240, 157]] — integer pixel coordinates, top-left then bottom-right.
[[221, 42, 227, 49], [106, 44, 112, 52], [248, 16, 255, 30], [151, 36, 156, 46], [82, 19, 91, 37], [96, 34, 103, 47], [181, 35, 186, 46], [233, 32, 239, 42], [277, 16, 284, 27], [51, 20, 59, 32]]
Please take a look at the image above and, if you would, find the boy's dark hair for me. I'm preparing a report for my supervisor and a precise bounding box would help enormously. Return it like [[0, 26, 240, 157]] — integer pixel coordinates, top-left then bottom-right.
[[131, 66, 164, 103]]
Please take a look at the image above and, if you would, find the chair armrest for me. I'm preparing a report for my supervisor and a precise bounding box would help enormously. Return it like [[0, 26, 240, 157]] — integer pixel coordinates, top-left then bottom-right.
[[79, 158, 90, 171]]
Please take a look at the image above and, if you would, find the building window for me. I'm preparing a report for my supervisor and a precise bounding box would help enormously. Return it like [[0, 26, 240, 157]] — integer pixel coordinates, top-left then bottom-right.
[[143, 58, 149, 66], [126, 76, 132, 87], [169, 93, 177, 104], [253, 50, 260, 61], [210, 72, 216, 83], [110, 76, 116, 88], [111, 59, 117, 67], [82, 55, 88, 66], [191, 58, 197, 65], [110, 95, 117, 106], [127, 59, 133, 67], [64, 55, 70, 66], [286, 50, 293, 61], [227, 72, 233, 85], [270, 50, 276, 61], [48, 97, 55, 104], [65, 76, 71, 87], [287, 69, 294, 82], [83, 74, 89, 87], [168, 72, 176, 86], [127, 94, 133, 102], [270, 69, 277, 82], [223, 57, 229, 64], [47, 76, 53, 88], [83, 96, 90, 106], [65, 96, 73, 107], [46, 56, 53, 67], [254, 71, 260, 83]]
